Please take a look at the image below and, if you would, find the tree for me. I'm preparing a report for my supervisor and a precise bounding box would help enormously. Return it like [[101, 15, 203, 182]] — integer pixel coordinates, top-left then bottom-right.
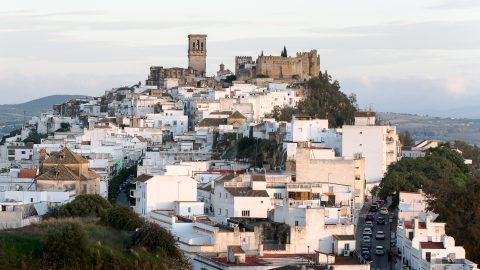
[[50, 194, 112, 218], [42, 222, 89, 269], [398, 131, 414, 147], [130, 223, 182, 257], [268, 71, 357, 127], [100, 205, 145, 231], [281, 46, 288, 57]]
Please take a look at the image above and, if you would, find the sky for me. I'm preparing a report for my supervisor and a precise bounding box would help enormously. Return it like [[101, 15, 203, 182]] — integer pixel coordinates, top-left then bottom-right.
[[1, 0, 480, 118]]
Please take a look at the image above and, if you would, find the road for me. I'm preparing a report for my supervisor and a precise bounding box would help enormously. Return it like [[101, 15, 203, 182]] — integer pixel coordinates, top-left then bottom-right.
[[356, 198, 393, 270]]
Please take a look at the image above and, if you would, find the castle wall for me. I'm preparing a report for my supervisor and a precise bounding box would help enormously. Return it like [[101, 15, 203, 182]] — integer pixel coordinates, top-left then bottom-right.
[[255, 50, 320, 81]]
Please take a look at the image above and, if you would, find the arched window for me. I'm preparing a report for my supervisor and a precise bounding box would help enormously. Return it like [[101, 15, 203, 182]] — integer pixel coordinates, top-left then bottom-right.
[[196, 40, 200, 50], [201, 42, 204, 50], [192, 42, 195, 50]]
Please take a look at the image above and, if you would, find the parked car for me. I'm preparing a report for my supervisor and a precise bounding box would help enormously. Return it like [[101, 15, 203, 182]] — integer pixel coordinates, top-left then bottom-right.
[[376, 199, 385, 207], [365, 221, 374, 228], [375, 230, 385, 240], [375, 245, 385, 255], [377, 216, 386, 225], [363, 227, 373, 236], [380, 207, 389, 215], [369, 204, 378, 212], [362, 250, 372, 261], [363, 235, 371, 244], [366, 214, 375, 222]]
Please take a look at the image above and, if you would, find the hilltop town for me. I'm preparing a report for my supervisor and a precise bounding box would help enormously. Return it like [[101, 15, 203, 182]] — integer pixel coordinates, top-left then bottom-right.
[[0, 34, 479, 270]]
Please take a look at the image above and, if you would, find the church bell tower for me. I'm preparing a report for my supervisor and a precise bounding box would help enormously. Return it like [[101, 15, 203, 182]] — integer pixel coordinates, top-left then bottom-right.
[[188, 34, 207, 77]]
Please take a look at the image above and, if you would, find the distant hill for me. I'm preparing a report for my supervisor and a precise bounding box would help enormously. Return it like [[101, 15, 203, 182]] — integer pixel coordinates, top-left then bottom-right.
[[0, 95, 89, 136], [378, 112, 480, 145]]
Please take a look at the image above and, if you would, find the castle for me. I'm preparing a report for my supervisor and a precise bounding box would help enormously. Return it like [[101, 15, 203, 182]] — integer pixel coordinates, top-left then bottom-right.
[[146, 34, 208, 88], [145, 35, 321, 87], [235, 49, 320, 81]]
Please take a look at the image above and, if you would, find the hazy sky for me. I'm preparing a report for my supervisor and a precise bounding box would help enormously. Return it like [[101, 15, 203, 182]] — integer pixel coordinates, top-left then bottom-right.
[[1, 0, 480, 117]]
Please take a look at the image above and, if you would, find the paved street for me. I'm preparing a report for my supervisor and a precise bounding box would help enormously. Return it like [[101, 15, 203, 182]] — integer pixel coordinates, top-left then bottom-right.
[[356, 198, 393, 270]]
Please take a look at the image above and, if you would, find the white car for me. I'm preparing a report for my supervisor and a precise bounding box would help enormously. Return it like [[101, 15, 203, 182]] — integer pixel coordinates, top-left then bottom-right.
[[375, 245, 385, 255], [380, 207, 389, 215], [363, 227, 373, 236], [363, 235, 371, 243], [365, 221, 374, 228], [376, 230, 385, 240]]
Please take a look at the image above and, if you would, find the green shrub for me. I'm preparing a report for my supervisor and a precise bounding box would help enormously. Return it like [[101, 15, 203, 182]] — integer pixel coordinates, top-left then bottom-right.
[[101, 205, 144, 231], [58, 194, 112, 218], [130, 223, 180, 257], [42, 222, 89, 269]]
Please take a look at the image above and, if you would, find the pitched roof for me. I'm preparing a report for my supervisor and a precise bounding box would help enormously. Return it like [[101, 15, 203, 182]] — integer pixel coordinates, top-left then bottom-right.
[[198, 118, 227, 127], [228, 111, 247, 120], [215, 174, 236, 183], [135, 136, 148, 142], [228, 245, 245, 254], [134, 174, 154, 183], [36, 165, 80, 181], [43, 147, 88, 165], [224, 187, 269, 197]]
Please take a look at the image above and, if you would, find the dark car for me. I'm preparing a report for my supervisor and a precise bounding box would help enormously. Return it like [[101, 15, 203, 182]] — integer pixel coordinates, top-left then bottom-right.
[[377, 216, 386, 225], [362, 250, 372, 261], [369, 204, 378, 212], [366, 214, 375, 222]]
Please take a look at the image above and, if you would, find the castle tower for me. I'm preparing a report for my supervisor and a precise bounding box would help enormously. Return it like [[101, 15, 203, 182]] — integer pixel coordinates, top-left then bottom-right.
[[188, 34, 207, 77]]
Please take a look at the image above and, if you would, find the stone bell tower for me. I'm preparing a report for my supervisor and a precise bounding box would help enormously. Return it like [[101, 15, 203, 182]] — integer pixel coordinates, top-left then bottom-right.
[[188, 34, 207, 77]]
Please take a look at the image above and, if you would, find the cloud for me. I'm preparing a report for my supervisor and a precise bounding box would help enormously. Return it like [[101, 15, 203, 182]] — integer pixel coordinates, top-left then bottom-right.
[[426, 0, 480, 10], [446, 77, 468, 94]]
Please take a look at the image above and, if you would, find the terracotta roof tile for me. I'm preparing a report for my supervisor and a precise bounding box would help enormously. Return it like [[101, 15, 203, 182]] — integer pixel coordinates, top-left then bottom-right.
[[134, 174, 154, 183]]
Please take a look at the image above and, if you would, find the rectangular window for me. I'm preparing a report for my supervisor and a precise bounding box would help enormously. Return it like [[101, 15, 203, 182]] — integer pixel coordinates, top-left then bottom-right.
[[219, 192, 222, 198], [274, 193, 282, 199], [21, 151, 26, 154], [241, 210, 250, 217], [188, 207, 191, 213], [295, 220, 299, 226], [219, 208, 222, 215], [225, 193, 228, 199]]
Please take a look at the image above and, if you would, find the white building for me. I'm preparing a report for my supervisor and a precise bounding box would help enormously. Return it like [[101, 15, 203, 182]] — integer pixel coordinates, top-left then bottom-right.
[[211, 174, 270, 219], [342, 112, 400, 182], [130, 174, 199, 216], [396, 214, 478, 270]]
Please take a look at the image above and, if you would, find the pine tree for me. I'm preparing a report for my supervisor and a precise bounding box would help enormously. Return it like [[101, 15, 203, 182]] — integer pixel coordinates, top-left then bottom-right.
[[281, 46, 288, 57]]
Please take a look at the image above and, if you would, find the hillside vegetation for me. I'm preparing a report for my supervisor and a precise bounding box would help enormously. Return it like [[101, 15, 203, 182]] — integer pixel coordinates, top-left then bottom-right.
[[374, 143, 480, 262], [268, 71, 358, 127], [0, 95, 89, 136], [0, 195, 189, 270]]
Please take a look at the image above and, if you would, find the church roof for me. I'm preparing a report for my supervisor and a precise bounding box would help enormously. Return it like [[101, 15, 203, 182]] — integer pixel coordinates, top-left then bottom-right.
[[228, 111, 247, 120], [43, 147, 89, 165], [198, 118, 227, 127], [36, 165, 80, 181]]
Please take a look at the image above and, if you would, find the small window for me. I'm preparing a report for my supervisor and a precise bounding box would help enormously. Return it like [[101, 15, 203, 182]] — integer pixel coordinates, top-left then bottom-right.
[[219, 192, 222, 198], [241, 210, 250, 217], [295, 220, 299, 226], [359, 144, 362, 146], [188, 207, 191, 213], [359, 132, 363, 135], [219, 208, 222, 215], [30, 198, 33, 203]]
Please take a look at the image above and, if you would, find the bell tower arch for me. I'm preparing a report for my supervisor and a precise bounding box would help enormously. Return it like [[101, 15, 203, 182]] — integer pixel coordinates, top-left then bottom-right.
[[188, 34, 207, 77]]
